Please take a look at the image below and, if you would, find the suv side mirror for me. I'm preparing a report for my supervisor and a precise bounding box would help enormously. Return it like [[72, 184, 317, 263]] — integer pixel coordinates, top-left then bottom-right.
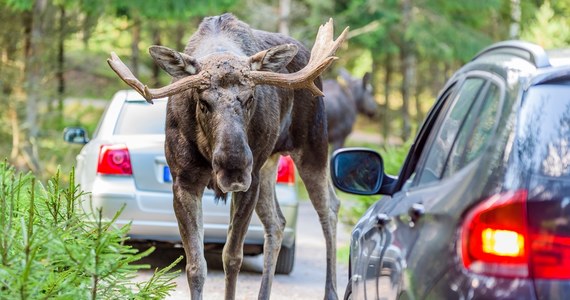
[[330, 148, 384, 195], [63, 127, 89, 144]]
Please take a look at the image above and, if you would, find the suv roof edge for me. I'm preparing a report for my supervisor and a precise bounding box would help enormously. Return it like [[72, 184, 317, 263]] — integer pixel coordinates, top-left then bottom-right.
[[527, 67, 570, 88], [472, 40, 551, 68]]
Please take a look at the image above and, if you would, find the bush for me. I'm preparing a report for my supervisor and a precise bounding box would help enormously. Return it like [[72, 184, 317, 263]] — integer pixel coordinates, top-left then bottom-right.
[[0, 160, 182, 299]]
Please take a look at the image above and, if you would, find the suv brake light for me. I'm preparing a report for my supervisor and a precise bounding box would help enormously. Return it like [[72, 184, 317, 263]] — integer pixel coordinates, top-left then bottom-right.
[[460, 190, 529, 277], [461, 189, 570, 279], [530, 231, 570, 279], [97, 144, 132, 175], [528, 203, 570, 279], [276, 155, 295, 185]]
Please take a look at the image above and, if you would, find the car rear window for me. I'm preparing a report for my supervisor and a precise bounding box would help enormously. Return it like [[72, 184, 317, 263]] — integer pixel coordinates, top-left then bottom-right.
[[114, 100, 167, 135], [518, 82, 570, 177]]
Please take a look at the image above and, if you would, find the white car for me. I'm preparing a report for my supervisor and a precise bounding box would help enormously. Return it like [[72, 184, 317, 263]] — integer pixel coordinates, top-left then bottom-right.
[[64, 90, 299, 274]]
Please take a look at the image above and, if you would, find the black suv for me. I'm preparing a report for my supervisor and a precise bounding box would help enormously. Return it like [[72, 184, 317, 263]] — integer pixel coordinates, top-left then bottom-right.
[[332, 41, 570, 299]]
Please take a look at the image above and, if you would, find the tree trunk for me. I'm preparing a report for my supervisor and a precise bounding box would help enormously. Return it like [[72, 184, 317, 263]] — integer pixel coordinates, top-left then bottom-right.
[[130, 16, 141, 78], [509, 0, 521, 39], [151, 25, 162, 87], [399, 0, 415, 142], [175, 23, 185, 51], [429, 61, 441, 97], [415, 78, 424, 124], [21, 0, 47, 173], [9, 108, 20, 162], [414, 58, 424, 124], [382, 53, 393, 140], [56, 4, 65, 125], [279, 0, 291, 35], [400, 49, 415, 142]]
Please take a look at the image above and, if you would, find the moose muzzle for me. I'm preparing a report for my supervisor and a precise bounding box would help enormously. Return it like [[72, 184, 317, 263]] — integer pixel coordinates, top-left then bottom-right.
[[212, 137, 253, 194]]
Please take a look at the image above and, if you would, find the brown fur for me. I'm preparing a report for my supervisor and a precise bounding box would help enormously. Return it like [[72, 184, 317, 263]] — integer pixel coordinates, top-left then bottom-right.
[[156, 14, 340, 300], [324, 68, 377, 152]]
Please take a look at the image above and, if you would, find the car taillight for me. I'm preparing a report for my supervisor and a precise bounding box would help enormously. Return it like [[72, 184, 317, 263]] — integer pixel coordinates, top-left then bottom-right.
[[527, 199, 570, 280], [276, 155, 295, 185], [97, 144, 132, 175], [530, 230, 570, 279], [460, 190, 529, 277]]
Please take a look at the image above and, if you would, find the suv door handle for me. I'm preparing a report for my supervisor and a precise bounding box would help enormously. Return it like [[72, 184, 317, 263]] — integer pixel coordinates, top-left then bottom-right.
[[408, 203, 425, 223], [376, 213, 391, 227]]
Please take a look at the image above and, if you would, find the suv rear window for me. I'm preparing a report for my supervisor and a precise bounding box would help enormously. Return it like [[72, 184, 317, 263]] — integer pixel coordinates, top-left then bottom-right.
[[518, 83, 570, 177], [114, 100, 167, 135]]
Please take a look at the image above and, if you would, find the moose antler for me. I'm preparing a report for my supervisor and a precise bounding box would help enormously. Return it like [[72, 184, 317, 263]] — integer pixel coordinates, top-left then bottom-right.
[[107, 19, 348, 102], [250, 18, 349, 97], [107, 52, 209, 103]]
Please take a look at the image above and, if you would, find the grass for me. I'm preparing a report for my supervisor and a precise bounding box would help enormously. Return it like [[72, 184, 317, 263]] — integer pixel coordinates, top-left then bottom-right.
[[337, 244, 351, 267], [35, 101, 105, 181]]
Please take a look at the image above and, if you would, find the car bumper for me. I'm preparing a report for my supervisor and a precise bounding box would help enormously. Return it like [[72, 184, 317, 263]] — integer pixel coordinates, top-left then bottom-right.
[[84, 176, 298, 249]]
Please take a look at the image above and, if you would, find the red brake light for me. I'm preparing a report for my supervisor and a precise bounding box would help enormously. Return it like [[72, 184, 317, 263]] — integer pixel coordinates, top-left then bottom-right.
[[460, 190, 529, 277], [276, 155, 295, 185], [97, 144, 132, 175], [530, 231, 570, 279]]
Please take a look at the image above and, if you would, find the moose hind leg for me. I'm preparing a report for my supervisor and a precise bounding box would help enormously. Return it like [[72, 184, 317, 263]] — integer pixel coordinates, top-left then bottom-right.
[[256, 155, 286, 299], [293, 153, 340, 300], [173, 181, 207, 300]]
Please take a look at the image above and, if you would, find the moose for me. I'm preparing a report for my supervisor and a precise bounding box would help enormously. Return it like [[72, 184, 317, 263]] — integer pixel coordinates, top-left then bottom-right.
[[107, 13, 347, 300], [324, 68, 377, 152]]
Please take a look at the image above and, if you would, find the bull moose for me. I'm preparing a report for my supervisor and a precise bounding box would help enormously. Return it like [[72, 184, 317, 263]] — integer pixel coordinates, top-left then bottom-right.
[[324, 68, 377, 152], [107, 13, 348, 300]]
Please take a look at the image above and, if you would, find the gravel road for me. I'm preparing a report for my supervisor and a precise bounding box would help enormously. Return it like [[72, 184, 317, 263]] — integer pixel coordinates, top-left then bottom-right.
[[135, 201, 351, 299]]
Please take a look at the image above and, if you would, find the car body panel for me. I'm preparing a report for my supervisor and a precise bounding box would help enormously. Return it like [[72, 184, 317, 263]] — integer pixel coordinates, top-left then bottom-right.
[[339, 42, 570, 300]]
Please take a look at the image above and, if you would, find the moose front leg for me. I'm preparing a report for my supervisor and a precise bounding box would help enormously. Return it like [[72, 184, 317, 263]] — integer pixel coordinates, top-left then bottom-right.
[[222, 175, 260, 300], [256, 155, 285, 300], [173, 180, 207, 300]]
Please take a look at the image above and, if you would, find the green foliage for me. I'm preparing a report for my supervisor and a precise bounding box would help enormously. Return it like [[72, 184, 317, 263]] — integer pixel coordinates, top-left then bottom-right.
[[336, 244, 350, 266], [521, 1, 570, 48], [1, 0, 34, 11], [38, 101, 105, 179], [412, 1, 501, 62], [0, 161, 182, 299], [111, 0, 237, 21]]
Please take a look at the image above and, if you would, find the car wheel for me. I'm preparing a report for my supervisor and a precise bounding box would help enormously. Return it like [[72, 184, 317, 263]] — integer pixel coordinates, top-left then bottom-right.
[[275, 241, 295, 274], [343, 280, 352, 300]]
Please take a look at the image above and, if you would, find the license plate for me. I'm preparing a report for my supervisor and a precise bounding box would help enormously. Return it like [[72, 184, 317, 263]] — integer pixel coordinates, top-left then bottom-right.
[[163, 166, 172, 183]]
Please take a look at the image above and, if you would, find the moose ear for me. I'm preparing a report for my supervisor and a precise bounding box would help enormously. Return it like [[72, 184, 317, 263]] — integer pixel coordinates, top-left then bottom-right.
[[149, 45, 200, 77], [362, 72, 372, 90], [250, 44, 298, 72], [362, 72, 371, 88]]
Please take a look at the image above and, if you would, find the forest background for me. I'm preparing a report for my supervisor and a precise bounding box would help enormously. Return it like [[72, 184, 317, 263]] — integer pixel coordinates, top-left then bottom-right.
[[2, 2, 568, 297], [1, 0, 569, 181]]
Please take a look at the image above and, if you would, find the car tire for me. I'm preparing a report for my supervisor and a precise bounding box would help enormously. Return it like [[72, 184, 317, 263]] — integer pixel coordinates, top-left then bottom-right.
[[275, 241, 295, 275], [343, 280, 352, 300]]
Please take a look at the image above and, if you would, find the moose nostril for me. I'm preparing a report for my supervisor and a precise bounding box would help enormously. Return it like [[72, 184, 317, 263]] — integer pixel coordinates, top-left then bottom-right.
[[213, 154, 242, 171], [212, 144, 253, 171], [215, 168, 252, 193]]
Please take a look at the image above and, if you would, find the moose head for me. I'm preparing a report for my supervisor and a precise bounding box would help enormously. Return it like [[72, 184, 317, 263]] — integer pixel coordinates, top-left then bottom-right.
[[108, 20, 347, 196]]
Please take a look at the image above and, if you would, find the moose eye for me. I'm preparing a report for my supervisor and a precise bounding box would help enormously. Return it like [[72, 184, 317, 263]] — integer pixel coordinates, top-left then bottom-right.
[[244, 96, 254, 107], [198, 100, 209, 113]]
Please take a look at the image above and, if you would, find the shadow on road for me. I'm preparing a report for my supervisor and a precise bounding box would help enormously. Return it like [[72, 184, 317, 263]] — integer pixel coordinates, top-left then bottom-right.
[[129, 242, 266, 274]]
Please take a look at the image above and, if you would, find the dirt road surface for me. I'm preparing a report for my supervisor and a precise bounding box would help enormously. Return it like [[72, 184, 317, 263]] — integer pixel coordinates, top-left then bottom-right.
[[135, 201, 351, 299]]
